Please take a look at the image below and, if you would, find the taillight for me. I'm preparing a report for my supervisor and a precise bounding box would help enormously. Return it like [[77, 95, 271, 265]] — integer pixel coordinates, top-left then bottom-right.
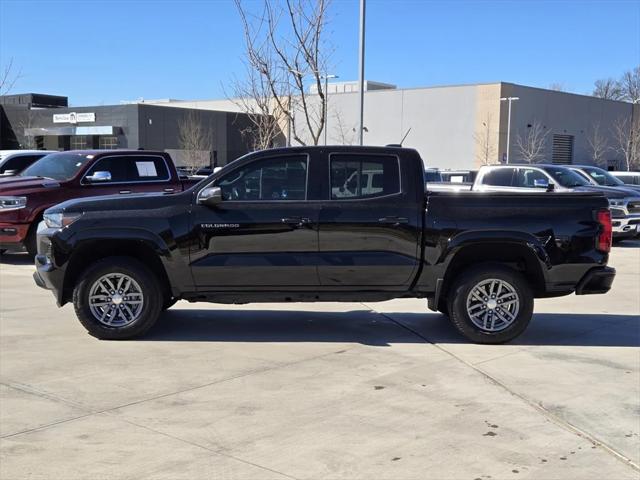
[[596, 209, 612, 253]]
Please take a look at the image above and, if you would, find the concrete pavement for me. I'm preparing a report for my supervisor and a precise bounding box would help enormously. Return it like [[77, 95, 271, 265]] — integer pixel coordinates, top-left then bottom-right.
[[1, 242, 638, 479]]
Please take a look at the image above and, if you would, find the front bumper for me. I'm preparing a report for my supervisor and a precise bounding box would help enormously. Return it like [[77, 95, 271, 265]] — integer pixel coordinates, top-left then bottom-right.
[[575, 266, 616, 295], [0, 222, 29, 251], [612, 215, 640, 237]]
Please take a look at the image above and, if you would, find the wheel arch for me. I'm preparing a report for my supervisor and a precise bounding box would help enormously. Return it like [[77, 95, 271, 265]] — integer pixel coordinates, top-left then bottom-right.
[[61, 238, 175, 305], [435, 238, 548, 312]]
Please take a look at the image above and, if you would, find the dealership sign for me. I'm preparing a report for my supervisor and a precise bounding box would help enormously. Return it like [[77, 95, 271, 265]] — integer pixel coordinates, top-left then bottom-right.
[[53, 112, 96, 124]]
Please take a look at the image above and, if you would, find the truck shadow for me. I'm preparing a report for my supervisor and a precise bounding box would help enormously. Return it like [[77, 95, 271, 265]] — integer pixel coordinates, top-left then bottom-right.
[[148, 308, 639, 347], [0, 253, 32, 265]]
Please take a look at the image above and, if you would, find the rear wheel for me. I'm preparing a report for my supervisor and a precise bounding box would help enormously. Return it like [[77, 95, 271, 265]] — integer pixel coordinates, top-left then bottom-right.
[[447, 264, 533, 344], [73, 257, 163, 340]]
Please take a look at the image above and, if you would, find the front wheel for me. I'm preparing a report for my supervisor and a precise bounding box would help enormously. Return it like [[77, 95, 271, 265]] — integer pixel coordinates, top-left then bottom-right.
[[447, 264, 533, 344], [73, 257, 163, 340]]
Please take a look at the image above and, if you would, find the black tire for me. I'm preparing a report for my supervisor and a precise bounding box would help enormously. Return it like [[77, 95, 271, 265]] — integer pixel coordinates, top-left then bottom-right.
[[73, 256, 163, 340], [447, 263, 533, 344]]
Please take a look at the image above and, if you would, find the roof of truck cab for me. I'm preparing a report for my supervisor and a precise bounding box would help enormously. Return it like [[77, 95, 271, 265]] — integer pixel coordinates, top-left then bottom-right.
[[49, 149, 169, 156]]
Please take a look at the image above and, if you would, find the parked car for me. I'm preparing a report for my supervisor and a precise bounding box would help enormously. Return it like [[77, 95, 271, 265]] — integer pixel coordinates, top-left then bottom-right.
[[568, 164, 640, 193], [424, 168, 442, 183], [0, 150, 56, 177], [34, 146, 614, 344], [440, 169, 478, 183], [610, 171, 640, 187], [0, 150, 200, 256], [473, 164, 640, 239]]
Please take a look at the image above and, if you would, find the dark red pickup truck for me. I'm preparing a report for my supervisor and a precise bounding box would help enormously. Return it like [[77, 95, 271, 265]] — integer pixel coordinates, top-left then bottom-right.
[[0, 150, 198, 256]]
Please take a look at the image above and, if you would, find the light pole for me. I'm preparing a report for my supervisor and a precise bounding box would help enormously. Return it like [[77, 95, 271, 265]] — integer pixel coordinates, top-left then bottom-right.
[[357, 0, 366, 145], [500, 96, 519, 163], [323, 74, 339, 145]]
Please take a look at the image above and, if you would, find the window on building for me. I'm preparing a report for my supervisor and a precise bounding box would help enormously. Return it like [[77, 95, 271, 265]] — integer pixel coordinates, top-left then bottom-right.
[[70, 135, 88, 150], [99, 136, 119, 150], [330, 154, 400, 199], [216, 156, 308, 201], [552, 135, 574, 165]]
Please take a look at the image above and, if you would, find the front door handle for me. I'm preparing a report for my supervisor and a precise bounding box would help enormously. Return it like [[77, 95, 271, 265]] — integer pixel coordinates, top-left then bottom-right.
[[378, 216, 409, 225], [119, 190, 132, 194], [282, 217, 311, 228]]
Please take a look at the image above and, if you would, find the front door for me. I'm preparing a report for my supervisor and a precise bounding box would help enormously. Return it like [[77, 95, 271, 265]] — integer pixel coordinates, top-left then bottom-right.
[[81, 154, 177, 195], [190, 153, 320, 288], [318, 152, 420, 287]]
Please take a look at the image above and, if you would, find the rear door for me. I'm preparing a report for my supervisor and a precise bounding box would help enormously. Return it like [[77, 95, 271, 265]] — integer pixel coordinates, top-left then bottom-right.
[[317, 152, 420, 287]]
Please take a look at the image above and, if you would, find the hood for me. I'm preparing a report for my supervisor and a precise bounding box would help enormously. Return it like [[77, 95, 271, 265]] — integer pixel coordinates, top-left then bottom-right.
[[573, 184, 636, 199], [48, 191, 184, 215], [0, 176, 61, 195]]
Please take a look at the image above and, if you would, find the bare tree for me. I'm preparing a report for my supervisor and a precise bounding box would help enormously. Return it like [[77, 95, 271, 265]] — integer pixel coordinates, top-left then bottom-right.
[[474, 113, 497, 165], [612, 116, 640, 171], [593, 78, 624, 100], [232, 70, 286, 151], [234, 0, 331, 146], [177, 111, 213, 173], [0, 57, 21, 95], [586, 122, 608, 167], [515, 121, 549, 163], [620, 66, 640, 103], [332, 110, 355, 145], [18, 109, 37, 149]]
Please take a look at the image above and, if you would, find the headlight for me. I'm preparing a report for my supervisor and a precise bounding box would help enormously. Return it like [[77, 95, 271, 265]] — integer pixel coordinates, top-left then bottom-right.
[[0, 196, 27, 211], [43, 212, 82, 229], [608, 199, 624, 206]]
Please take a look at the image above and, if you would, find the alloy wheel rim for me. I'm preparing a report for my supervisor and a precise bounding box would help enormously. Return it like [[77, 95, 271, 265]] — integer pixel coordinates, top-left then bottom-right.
[[465, 279, 520, 332], [88, 273, 144, 327]]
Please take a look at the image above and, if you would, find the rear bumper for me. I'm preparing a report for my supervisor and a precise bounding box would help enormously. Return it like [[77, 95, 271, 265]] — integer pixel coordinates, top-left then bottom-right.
[[0, 222, 29, 250], [575, 266, 616, 295]]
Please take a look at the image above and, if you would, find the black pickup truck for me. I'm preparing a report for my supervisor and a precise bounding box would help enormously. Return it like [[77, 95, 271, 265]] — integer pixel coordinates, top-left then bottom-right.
[[33, 146, 615, 343]]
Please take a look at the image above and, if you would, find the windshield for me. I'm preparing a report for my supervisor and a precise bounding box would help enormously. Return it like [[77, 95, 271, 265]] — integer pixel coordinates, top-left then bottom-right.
[[545, 166, 591, 188], [21, 152, 93, 181], [581, 166, 625, 187]]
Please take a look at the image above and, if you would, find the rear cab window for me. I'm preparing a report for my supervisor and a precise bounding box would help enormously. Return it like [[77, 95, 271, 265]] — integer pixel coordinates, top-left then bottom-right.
[[482, 168, 515, 187], [330, 154, 400, 199]]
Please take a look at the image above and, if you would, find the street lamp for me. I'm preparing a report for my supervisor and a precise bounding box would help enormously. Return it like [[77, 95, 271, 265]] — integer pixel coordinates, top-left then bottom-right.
[[322, 74, 339, 145], [500, 96, 519, 163], [357, 0, 366, 145]]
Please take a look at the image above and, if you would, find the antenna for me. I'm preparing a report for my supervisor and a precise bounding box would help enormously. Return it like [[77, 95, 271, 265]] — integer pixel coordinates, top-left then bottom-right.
[[400, 127, 412, 146]]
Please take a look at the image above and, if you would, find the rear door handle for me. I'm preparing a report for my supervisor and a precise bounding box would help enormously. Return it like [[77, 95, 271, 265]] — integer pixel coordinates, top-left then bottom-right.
[[164, 188, 175, 193], [378, 216, 409, 225], [119, 190, 132, 194]]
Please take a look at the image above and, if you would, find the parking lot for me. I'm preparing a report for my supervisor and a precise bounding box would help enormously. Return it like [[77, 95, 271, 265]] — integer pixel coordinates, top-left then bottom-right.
[[0, 242, 638, 480]]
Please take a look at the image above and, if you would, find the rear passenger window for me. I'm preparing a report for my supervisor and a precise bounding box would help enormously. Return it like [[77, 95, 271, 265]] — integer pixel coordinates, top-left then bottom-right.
[[482, 169, 514, 187], [85, 155, 170, 183], [330, 155, 400, 199]]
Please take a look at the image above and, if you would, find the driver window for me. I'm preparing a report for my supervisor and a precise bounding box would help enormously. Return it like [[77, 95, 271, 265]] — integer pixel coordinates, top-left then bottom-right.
[[515, 168, 548, 188], [216, 155, 308, 201]]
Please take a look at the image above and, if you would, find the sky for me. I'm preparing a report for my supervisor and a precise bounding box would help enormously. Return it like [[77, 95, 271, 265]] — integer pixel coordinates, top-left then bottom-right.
[[1, 0, 639, 106]]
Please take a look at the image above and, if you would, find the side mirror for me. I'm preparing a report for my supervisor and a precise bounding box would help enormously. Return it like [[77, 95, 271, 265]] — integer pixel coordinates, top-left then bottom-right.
[[86, 171, 112, 183], [2, 170, 18, 176], [546, 181, 555, 192], [197, 186, 223, 207]]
